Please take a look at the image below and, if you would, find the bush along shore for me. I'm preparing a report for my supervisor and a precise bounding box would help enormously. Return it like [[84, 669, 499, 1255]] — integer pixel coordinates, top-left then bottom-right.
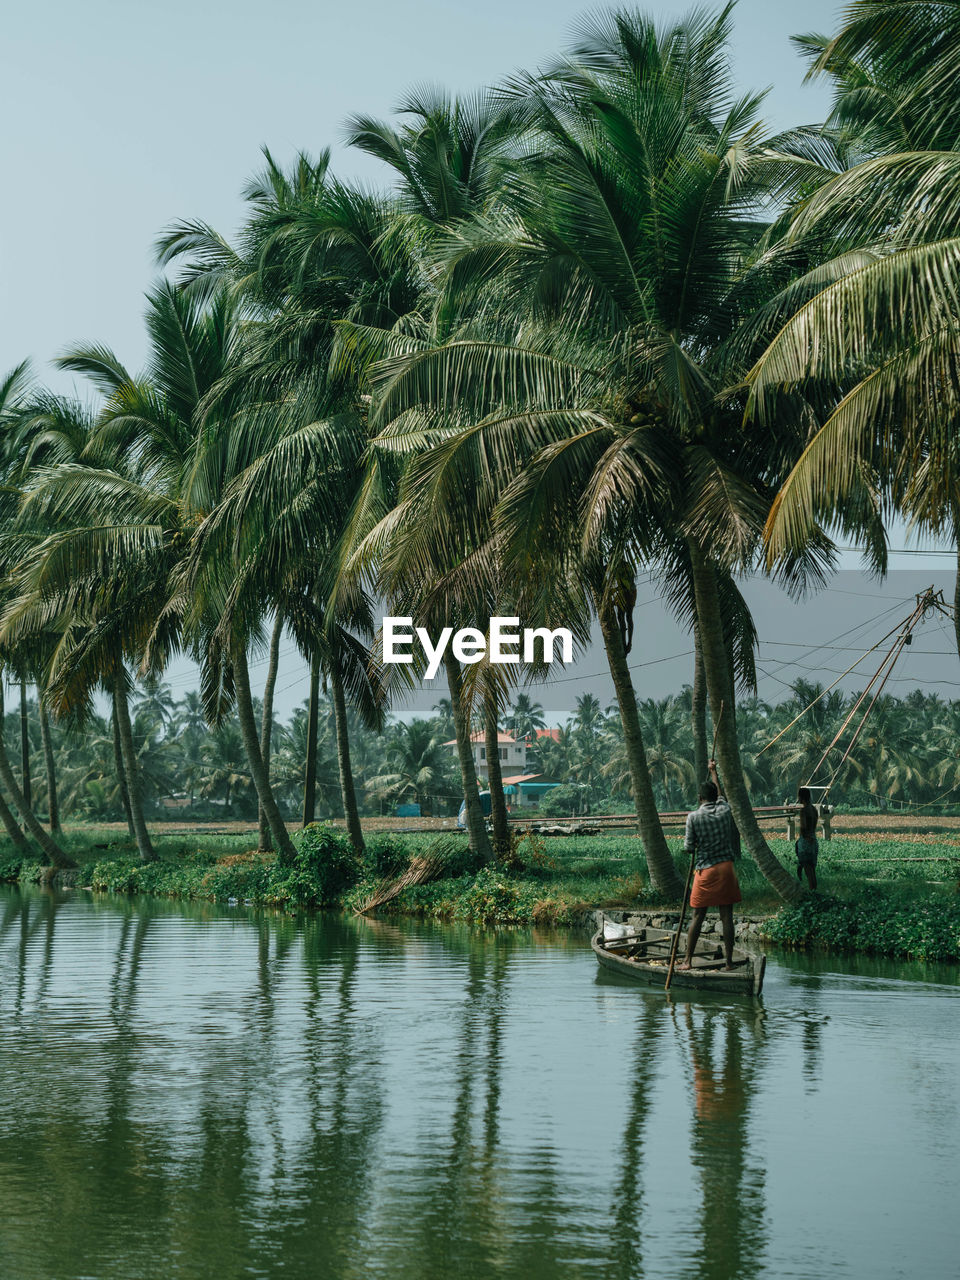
[[2, 825, 960, 964]]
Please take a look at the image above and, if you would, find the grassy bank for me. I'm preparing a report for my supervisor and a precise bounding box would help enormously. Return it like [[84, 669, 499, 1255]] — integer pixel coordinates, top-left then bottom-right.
[[2, 824, 959, 962]]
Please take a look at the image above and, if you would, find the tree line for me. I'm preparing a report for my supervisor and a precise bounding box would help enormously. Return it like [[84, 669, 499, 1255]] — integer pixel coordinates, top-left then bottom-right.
[[5, 678, 957, 831], [1, 2, 957, 898]]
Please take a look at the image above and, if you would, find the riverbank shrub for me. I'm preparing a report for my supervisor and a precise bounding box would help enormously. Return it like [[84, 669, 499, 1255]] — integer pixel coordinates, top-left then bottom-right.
[[274, 824, 361, 907], [764, 893, 960, 962]]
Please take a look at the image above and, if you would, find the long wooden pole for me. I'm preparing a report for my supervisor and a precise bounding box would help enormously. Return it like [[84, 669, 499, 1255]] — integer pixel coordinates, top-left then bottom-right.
[[664, 854, 696, 992], [665, 701, 724, 992]]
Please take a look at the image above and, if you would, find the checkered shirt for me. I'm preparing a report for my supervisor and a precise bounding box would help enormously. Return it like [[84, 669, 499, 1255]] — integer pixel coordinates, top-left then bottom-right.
[[684, 799, 739, 871]]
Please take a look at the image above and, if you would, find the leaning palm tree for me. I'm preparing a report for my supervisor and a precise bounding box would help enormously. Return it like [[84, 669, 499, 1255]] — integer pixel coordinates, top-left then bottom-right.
[[0, 284, 280, 863], [751, 3, 960, 652], [161, 151, 415, 857], [362, 8, 812, 898]]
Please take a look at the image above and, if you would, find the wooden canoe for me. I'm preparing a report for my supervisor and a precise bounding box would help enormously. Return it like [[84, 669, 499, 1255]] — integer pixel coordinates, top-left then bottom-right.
[[591, 926, 766, 996]]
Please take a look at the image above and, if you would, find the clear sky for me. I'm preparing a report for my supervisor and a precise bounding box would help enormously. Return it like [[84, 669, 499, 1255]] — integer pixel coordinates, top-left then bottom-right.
[[3, 0, 956, 722], [2, 0, 843, 388]]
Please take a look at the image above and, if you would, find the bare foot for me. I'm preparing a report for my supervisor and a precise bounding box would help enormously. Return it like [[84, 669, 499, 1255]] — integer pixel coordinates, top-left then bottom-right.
[[677, 960, 692, 971], [722, 964, 735, 971]]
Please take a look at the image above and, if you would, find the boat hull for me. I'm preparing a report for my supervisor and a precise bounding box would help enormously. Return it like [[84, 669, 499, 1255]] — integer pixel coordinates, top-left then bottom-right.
[[591, 929, 765, 996]]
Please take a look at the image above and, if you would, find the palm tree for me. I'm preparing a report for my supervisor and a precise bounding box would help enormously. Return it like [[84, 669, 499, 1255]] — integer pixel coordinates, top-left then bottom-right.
[[366, 718, 449, 814], [0, 288, 244, 863], [752, 3, 960, 657], [504, 692, 546, 743], [132, 676, 177, 732], [161, 150, 415, 857], [362, 8, 810, 897], [636, 696, 697, 809]]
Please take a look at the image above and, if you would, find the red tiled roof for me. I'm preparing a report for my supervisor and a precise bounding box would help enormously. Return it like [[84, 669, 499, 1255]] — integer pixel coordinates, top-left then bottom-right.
[[502, 773, 542, 786]]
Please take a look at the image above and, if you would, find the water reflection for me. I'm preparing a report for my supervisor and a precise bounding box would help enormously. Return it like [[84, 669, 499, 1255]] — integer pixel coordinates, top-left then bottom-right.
[[0, 887, 957, 1280], [678, 1002, 767, 1279], [606, 998, 663, 1277]]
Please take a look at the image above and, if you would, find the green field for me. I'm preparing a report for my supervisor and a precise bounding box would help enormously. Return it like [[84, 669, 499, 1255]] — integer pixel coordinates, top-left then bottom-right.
[[4, 824, 959, 962]]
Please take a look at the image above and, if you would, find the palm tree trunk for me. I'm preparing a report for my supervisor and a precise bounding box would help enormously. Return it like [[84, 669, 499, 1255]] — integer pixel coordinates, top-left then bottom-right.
[[692, 623, 708, 785], [233, 645, 297, 865], [0, 682, 72, 868], [112, 671, 156, 864], [0, 785, 30, 852], [257, 615, 283, 853], [445, 653, 492, 862], [330, 665, 365, 855], [687, 541, 800, 901], [597, 600, 683, 898], [484, 686, 511, 857], [302, 656, 319, 826], [112, 702, 136, 838], [37, 691, 60, 833], [954, 545, 960, 661], [20, 681, 31, 809]]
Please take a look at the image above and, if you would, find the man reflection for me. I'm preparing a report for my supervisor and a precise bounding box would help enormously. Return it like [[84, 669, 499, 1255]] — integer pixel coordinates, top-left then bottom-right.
[[682, 1004, 766, 1279]]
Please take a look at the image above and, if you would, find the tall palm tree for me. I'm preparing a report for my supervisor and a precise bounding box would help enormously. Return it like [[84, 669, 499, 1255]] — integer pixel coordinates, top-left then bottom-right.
[[752, 3, 960, 656], [161, 150, 413, 857], [0, 284, 260, 862], [362, 8, 811, 897]]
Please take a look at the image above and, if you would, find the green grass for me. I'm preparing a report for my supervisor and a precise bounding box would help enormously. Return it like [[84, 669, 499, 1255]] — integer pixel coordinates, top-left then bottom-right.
[[1, 825, 958, 960]]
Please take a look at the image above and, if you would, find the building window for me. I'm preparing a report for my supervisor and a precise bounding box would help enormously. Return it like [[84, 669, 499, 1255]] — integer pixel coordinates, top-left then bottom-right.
[[480, 747, 486, 760], [499, 747, 507, 760]]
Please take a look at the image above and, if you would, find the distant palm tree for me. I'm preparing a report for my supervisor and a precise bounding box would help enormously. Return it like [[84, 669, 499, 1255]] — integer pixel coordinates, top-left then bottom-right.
[[431, 697, 455, 740], [366, 719, 450, 815], [133, 677, 177, 732], [505, 693, 546, 742]]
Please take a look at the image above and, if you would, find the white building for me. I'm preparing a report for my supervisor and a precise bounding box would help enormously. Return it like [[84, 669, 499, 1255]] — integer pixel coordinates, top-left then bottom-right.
[[443, 731, 527, 780]]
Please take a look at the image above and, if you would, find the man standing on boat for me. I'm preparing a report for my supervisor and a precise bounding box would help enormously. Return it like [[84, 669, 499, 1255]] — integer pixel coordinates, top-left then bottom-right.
[[678, 760, 741, 972]]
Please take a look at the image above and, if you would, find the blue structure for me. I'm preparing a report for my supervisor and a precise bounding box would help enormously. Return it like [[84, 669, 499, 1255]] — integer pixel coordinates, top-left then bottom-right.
[[457, 791, 492, 827], [502, 777, 561, 808]]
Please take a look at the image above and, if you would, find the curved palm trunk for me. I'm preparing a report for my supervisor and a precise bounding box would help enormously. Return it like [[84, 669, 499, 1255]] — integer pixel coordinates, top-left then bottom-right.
[[445, 653, 492, 862], [954, 545, 960, 661], [233, 646, 297, 866], [692, 624, 708, 785], [0, 787, 29, 852], [330, 666, 365, 855], [19, 681, 31, 809], [0, 683, 72, 868], [302, 656, 320, 826], [597, 601, 683, 899], [258, 615, 283, 853], [687, 542, 800, 901], [37, 691, 60, 833], [112, 702, 136, 838], [484, 687, 511, 857], [112, 672, 156, 864]]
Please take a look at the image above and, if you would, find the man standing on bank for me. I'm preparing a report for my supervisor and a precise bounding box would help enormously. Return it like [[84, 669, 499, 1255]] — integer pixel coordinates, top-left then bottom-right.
[[795, 786, 819, 890], [677, 759, 742, 972]]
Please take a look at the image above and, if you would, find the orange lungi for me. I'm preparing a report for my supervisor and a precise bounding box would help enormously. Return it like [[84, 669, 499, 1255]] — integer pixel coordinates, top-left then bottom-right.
[[690, 860, 741, 907]]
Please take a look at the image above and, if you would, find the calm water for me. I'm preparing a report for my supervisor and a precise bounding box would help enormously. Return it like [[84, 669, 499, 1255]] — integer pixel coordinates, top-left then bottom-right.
[[1, 887, 958, 1280]]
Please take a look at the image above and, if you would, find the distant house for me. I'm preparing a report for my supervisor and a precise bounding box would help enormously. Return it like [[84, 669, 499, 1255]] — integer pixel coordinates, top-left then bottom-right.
[[501, 773, 560, 808], [443, 731, 527, 780]]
